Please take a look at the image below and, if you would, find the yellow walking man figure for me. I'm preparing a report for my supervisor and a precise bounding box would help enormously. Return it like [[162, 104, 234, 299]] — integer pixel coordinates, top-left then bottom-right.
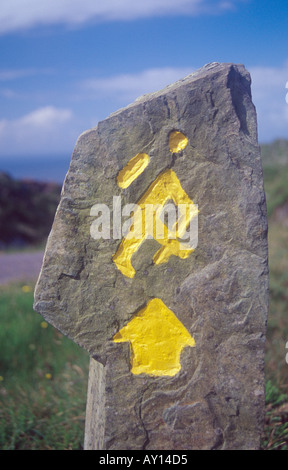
[[113, 131, 199, 279]]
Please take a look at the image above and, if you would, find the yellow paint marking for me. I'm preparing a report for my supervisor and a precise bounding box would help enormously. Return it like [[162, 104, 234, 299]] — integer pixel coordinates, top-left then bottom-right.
[[117, 153, 150, 189], [113, 298, 195, 376], [169, 131, 188, 153], [112, 169, 198, 278]]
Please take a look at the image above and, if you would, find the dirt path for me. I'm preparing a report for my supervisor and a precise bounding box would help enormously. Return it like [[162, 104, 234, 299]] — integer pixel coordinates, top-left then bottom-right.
[[0, 251, 44, 285]]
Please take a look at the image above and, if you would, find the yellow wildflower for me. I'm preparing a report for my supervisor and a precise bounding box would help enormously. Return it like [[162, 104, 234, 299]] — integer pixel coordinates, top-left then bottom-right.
[[22, 285, 32, 293]]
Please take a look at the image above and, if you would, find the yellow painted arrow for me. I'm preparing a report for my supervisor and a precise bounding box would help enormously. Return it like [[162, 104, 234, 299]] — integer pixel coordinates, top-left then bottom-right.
[[113, 298, 195, 377]]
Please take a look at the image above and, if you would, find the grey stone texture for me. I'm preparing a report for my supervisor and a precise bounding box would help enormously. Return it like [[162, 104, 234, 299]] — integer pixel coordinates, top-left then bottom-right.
[[34, 62, 269, 450]]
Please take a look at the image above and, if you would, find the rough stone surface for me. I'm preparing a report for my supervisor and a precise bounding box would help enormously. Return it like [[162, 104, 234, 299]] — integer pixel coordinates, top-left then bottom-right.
[[34, 62, 269, 450]]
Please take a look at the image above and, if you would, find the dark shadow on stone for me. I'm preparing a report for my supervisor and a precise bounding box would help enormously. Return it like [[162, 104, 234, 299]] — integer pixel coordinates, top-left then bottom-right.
[[227, 65, 252, 136]]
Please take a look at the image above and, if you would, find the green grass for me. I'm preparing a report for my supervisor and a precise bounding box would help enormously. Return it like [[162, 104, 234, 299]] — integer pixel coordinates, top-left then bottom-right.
[[0, 282, 89, 450], [259, 140, 288, 450], [265, 221, 288, 386], [261, 215, 288, 450], [262, 381, 288, 450]]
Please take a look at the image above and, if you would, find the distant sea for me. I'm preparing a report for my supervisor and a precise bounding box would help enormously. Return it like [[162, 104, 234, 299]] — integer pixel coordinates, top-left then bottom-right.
[[0, 156, 71, 184]]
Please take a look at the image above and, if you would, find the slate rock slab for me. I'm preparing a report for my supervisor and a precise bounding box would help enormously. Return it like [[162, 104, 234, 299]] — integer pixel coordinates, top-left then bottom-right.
[[34, 62, 269, 450]]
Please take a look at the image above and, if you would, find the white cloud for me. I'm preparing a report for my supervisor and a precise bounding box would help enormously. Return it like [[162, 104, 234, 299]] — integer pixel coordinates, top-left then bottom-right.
[[83, 67, 195, 101], [0, 0, 242, 34], [0, 68, 53, 81], [250, 62, 288, 142], [0, 68, 37, 81], [0, 106, 75, 156], [0, 88, 18, 98], [18, 106, 72, 128]]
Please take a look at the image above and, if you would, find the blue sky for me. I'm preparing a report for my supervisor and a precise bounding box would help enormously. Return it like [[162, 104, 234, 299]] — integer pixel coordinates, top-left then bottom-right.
[[0, 0, 288, 180]]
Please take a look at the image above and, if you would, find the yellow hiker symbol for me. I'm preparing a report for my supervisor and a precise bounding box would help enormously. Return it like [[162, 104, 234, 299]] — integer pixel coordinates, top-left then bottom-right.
[[113, 298, 195, 377], [113, 131, 198, 278]]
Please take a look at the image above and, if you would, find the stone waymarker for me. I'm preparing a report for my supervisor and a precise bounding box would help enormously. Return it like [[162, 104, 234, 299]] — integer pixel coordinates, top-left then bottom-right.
[[34, 62, 269, 450]]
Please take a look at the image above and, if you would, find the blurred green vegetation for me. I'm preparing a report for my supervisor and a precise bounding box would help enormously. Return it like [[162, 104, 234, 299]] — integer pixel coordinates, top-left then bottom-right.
[[0, 172, 61, 248], [0, 283, 89, 450], [262, 140, 288, 386], [260, 139, 288, 450]]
